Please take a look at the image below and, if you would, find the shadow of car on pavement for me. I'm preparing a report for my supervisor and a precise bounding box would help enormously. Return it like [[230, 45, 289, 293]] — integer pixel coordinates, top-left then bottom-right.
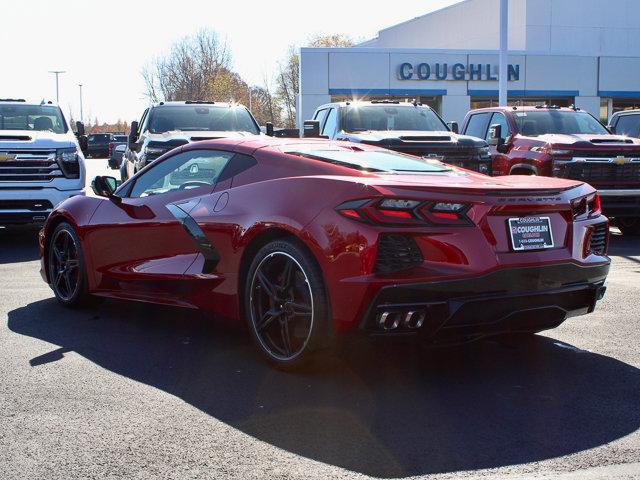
[[7, 291, 640, 478]]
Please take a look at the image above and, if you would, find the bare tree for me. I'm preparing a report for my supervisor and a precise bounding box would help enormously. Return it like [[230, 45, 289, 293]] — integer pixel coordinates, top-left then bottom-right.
[[143, 29, 231, 102], [275, 34, 355, 128]]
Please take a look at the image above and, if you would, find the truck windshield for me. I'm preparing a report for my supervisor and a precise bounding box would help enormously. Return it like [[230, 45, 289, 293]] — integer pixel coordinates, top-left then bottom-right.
[[284, 148, 452, 174], [0, 104, 67, 133], [343, 105, 448, 132], [148, 105, 260, 134], [513, 110, 609, 136]]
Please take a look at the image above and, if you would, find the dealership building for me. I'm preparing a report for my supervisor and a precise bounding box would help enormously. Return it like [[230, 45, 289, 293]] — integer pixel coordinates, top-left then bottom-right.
[[298, 0, 640, 126]]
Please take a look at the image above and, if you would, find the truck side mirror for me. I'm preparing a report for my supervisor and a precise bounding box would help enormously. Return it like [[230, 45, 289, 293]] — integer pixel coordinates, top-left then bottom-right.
[[487, 123, 504, 146], [447, 121, 459, 134], [303, 120, 321, 138], [129, 121, 139, 146], [76, 121, 85, 137], [265, 122, 274, 137]]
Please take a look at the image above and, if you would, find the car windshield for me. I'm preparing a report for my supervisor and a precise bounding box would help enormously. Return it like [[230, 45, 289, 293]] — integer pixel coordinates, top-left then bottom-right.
[[0, 104, 67, 133], [343, 105, 448, 132], [513, 110, 609, 136], [148, 105, 260, 134], [284, 148, 452, 174]]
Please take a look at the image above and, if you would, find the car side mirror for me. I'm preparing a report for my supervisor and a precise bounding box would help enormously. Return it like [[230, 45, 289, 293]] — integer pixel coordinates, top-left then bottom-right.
[[487, 123, 505, 146], [265, 122, 274, 137], [129, 120, 139, 146], [303, 120, 320, 138], [607, 124, 615, 134], [76, 121, 85, 137], [447, 121, 459, 134], [92, 175, 120, 201]]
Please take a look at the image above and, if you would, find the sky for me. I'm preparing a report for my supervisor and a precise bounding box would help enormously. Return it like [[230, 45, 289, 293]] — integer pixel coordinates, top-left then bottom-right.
[[1, 0, 461, 124]]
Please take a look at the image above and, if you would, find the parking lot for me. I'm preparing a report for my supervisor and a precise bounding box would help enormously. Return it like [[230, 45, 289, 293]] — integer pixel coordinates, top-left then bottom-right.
[[0, 159, 636, 479]]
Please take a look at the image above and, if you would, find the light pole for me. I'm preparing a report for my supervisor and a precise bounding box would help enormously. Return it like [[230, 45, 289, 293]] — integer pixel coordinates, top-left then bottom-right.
[[49, 70, 66, 103], [498, 0, 508, 106], [78, 84, 84, 123]]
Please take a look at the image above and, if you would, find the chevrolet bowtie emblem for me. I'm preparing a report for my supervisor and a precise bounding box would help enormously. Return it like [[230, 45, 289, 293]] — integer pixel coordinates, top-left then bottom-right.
[[0, 153, 16, 161], [614, 155, 628, 165]]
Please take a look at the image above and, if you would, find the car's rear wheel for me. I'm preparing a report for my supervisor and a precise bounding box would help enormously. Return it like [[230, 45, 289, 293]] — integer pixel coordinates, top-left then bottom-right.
[[245, 239, 329, 367], [616, 217, 640, 236], [48, 222, 92, 307]]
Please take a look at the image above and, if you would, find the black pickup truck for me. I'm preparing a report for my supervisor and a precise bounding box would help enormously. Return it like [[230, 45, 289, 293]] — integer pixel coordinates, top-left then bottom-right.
[[303, 100, 492, 174]]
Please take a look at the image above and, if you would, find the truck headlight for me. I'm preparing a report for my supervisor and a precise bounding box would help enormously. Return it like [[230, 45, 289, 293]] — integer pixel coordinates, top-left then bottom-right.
[[144, 145, 167, 159], [478, 146, 490, 156], [56, 147, 81, 179]]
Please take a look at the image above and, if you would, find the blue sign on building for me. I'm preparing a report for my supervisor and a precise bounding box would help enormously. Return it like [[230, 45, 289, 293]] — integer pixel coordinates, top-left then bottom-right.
[[399, 62, 520, 81]]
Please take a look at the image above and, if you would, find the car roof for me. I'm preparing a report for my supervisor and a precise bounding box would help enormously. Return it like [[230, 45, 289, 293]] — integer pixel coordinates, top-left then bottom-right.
[[181, 136, 385, 155], [0, 100, 58, 107], [468, 106, 583, 114], [611, 109, 640, 117], [316, 100, 432, 109], [151, 101, 246, 108]]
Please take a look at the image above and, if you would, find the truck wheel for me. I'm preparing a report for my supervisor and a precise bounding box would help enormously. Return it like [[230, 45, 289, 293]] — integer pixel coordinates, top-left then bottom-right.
[[616, 217, 640, 236]]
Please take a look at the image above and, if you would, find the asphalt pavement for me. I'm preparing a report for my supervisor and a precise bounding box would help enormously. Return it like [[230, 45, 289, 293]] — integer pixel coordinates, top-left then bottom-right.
[[0, 159, 638, 480]]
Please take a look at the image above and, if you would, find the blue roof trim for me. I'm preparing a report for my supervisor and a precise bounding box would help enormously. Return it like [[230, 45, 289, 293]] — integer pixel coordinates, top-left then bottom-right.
[[329, 88, 448, 96], [598, 91, 640, 98], [468, 89, 579, 97]]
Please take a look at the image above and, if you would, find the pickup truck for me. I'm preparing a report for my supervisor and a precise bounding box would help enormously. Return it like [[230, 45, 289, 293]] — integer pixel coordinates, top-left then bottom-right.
[[122, 101, 262, 180], [0, 99, 85, 225], [461, 105, 640, 235], [303, 101, 492, 174]]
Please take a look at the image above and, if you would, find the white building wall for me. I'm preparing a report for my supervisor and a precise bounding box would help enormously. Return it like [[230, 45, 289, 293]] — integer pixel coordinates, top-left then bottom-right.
[[525, 0, 640, 56], [366, 0, 526, 50]]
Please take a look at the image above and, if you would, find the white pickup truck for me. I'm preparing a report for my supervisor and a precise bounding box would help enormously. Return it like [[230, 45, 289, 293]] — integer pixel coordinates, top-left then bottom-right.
[[0, 99, 86, 225]]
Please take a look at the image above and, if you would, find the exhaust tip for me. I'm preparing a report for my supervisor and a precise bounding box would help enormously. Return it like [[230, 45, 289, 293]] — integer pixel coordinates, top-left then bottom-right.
[[378, 311, 401, 330], [404, 310, 426, 329]]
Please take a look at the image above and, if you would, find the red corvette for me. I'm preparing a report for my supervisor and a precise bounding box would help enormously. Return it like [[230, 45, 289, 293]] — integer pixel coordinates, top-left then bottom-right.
[[39, 137, 610, 366]]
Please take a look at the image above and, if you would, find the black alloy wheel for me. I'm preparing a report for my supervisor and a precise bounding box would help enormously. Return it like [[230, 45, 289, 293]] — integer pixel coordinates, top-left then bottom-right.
[[246, 240, 328, 365], [48, 223, 91, 306]]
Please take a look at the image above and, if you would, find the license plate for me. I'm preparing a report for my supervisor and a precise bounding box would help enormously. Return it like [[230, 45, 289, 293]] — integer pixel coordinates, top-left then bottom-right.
[[508, 216, 554, 251]]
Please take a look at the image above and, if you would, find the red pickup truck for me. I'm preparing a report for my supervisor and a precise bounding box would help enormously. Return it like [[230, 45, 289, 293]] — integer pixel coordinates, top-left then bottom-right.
[[461, 106, 640, 236]]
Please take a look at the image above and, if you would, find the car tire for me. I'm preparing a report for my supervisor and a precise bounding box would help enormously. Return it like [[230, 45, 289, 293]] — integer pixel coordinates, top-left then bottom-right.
[[47, 222, 93, 307], [244, 239, 330, 368], [616, 217, 640, 236]]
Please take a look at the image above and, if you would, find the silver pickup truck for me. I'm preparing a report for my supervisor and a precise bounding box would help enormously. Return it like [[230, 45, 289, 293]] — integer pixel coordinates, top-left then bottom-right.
[[0, 99, 86, 225]]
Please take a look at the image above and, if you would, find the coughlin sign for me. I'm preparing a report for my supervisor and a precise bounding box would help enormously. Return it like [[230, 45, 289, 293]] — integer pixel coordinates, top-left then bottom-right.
[[399, 62, 520, 81]]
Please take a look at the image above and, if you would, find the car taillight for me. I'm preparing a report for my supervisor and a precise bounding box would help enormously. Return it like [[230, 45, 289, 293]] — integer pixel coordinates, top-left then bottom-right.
[[336, 198, 472, 226], [108, 143, 113, 155], [571, 193, 601, 219]]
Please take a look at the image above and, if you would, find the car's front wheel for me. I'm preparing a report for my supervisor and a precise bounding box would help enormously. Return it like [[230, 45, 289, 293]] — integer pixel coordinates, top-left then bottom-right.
[[244, 239, 329, 367], [48, 222, 92, 307], [616, 217, 640, 236]]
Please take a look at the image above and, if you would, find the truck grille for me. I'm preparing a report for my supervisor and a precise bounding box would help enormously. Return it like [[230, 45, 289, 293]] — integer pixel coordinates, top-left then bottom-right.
[[375, 234, 423, 274], [558, 162, 640, 187], [0, 150, 62, 182]]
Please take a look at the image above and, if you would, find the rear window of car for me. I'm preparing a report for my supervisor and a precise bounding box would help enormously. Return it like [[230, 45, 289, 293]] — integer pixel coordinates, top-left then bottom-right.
[[113, 135, 128, 142], [282, 147, 452, 174]]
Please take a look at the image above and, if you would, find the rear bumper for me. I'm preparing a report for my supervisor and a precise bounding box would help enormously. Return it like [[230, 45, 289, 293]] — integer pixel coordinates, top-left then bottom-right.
[[0, 188, 85, 225], [360, 262, 609, 342], [598, 189, 640, 217]]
